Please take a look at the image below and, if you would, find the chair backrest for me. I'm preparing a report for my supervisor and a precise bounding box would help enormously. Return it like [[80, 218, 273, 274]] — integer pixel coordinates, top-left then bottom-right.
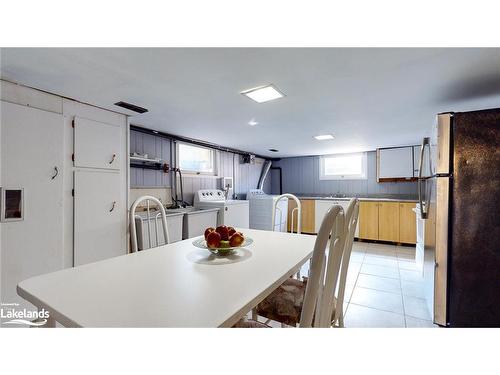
[[333, 198, 360, 325], [300, 204, 346, 328], [271, 193, 301, 234], [130, 196, 170, 252]]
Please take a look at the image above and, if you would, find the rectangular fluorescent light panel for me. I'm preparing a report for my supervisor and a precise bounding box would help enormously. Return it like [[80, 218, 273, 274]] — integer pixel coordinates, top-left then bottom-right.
[[314, 134, 335, 140], [241, 84, 284, 103]]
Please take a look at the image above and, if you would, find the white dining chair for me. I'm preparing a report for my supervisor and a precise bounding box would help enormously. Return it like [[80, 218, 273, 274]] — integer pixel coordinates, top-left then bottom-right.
[[332, 198, 359, 327], [130, 195, 170, 252], [236, 204, 347, 328], [271, 193, 302, 234], [271, 193, 303, 281]]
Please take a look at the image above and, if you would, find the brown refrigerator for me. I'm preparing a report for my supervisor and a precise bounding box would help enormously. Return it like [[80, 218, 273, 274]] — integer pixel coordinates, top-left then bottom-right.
[[418, 108, 500, 327]]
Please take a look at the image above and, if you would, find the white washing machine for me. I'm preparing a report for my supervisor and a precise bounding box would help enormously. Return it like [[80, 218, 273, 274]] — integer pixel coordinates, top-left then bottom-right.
[[247, 189, 288, 232], [193, 189, 249, 229]]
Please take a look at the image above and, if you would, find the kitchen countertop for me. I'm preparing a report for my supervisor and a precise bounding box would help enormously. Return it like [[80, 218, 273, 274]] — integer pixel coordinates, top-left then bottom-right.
[[292, 194, 418, 203]]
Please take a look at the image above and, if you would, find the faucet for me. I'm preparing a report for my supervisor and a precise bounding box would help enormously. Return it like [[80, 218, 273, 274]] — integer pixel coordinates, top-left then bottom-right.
[[223, 183, 230, 200], [329, 191, 347, 198]]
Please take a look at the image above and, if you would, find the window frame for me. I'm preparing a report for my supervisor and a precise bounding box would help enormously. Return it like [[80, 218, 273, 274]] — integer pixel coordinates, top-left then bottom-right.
[[176, 141, 218, 176], [319, 152, 368, 180]]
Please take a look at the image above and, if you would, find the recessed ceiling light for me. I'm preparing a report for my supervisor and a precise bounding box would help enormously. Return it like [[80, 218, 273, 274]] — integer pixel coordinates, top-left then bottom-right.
[[314, 134, 335, 141], [248, 119, 259, 126], [268, 149, 279, 153], [241, 84, 285, 103]]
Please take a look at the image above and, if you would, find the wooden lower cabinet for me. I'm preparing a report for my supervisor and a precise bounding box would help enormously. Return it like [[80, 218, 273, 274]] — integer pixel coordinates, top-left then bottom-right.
[[288, 199, 315, 234], [359, 202, 379, 240], [378, 202, 400, 242], [399, 202, 417, 244], [358, 200, 416, 244]]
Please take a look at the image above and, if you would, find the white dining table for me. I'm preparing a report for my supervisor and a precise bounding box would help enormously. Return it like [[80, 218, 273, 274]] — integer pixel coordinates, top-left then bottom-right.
[[17, 229, 316, 327]]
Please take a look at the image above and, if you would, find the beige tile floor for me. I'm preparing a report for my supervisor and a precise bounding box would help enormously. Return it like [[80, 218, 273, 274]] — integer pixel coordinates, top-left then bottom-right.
[[255, 240, 438, 328], [336, 241, 438, 328]]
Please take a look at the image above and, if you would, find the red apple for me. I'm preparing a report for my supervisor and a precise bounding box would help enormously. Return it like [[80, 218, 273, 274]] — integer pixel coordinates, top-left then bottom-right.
[[206, 231, 221, 249], [228, 226, 237, 237], [229, 232, 245, 247], [216, 225, 229, 240], [204, 227, 215, 240]]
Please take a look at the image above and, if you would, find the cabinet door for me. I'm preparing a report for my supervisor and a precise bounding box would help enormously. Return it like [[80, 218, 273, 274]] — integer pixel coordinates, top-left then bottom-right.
[[74, 116, 122, 170], [224, 203, 249, 229], [301, 200, 316, 233], [288, 199, 315, 233], [378, 147, 414, 180], [378, 202, 400, 242], [399, 202, 417, 244], [1, 102, 65, 307], [287, 199, 297, 232], [359, 202, 379, 240], [74, 169, 126, 266]]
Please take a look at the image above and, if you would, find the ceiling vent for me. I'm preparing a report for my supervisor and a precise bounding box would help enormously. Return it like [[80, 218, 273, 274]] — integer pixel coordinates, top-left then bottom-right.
[[114, 101, 148, 114]]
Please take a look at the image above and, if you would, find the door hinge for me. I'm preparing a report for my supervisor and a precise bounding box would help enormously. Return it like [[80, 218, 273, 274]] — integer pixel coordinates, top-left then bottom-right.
[[72, 119, 75, 128], [72, 189, 75, 197], [72, 153, 75, 162]]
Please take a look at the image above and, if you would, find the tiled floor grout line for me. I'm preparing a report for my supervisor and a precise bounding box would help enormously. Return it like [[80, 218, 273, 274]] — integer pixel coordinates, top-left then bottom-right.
[[396, 245, 408, 328], [352, 247, 400, 313], [348, 302, 406, 318], [354, 284, 403, 296], [344, 248, 367, 320], [352, 244, 408, 324], [359, 271, 399, 280]]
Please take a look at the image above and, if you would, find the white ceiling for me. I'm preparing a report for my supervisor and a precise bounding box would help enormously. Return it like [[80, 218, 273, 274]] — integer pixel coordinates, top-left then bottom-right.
[[1, 48, 500, 157]]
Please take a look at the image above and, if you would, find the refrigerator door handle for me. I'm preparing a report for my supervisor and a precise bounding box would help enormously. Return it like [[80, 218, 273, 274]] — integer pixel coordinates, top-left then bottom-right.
[[418, 137, 430, 219]]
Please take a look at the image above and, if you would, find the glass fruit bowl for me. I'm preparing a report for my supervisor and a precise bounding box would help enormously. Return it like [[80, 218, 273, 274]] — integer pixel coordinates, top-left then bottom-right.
[[192, 237, 253, 256]]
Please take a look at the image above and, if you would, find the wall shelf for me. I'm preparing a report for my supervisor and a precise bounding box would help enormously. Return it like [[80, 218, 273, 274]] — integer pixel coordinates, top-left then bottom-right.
[[130, 156, 166, 171]]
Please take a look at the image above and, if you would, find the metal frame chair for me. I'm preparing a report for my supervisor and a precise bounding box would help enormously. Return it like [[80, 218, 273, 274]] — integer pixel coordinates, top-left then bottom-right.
[[130, 195, 170, 252], [271, 193, 302, 234]]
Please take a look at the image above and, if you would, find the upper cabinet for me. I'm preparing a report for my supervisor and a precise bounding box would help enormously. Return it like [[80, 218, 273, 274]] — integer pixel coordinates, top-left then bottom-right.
[[377, 146, 416, 182], [74, 116, 122, 170]]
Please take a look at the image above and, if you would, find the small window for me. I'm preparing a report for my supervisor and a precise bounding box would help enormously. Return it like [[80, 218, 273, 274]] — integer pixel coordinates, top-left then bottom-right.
[[177, 142, 216, 175], [319, 152, 367, 180], [1, 188, 24, 222]]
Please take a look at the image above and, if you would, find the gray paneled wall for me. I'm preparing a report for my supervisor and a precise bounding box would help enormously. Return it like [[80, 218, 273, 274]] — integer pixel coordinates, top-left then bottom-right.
[[130, 130, 172, 187], [273, 151, 417, 197], [130, 130, 270, 205]]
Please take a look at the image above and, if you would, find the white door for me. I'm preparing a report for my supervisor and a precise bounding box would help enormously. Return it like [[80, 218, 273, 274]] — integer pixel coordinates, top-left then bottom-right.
[[223, 203, 249, 229], [0, 102, 64, 307], [378, 147, 414, 179], [74, 169, 126, 266], [74, 116, 122, 170]]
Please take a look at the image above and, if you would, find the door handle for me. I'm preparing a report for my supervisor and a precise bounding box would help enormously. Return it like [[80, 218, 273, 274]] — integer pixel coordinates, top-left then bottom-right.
[[109, 153, 116, 164], [51, 166, 59, 180], [110, 201, 116, 212], [418, 138, 430, 219]]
